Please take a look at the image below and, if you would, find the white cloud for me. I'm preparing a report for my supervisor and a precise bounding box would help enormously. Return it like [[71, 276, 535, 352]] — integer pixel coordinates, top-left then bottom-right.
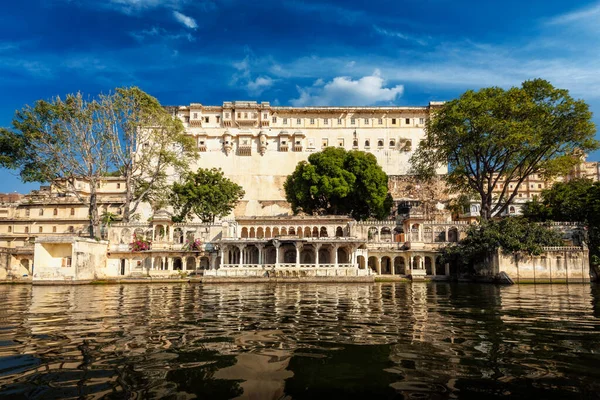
[[129, 26, 195, 42], [290, 70, 404, 106], [173, 11, 197, 29], [246, 76, 274, 95], [373, 25, 428, 46], [546, 2, 600, 25]]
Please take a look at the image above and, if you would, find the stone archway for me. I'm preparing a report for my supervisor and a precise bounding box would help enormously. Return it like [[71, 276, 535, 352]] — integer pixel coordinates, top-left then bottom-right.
[[381, 256, 392, 274], [337, 247, 349, 264], [368, 256, 379, 273], [357, 255, 366, 269], [186, 257, 196, 270], [425, 256, 433, 275], [173, 258, 183, 271], [394, 256, 405, 275]]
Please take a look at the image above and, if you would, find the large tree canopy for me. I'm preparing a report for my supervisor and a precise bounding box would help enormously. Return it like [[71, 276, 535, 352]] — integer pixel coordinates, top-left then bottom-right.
[[284, 147, 393, 220], [0, 93, 111, 237], [0, 87, 197, 237], [411, 79, 598, 220], [171, 168, 245, 223], [99, 87, 197, 221]]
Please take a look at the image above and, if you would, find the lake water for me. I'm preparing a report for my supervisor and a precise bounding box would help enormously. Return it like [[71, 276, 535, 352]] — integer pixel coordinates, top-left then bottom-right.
[[1, 283, 599, 399]]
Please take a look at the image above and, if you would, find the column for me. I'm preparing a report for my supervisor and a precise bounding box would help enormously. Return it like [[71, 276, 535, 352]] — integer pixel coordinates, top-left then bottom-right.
[[376, 258, 381, 275], [220, 245, 226, 267], [295, 242, 302, 267], [274, 241, 280, 267], [150, 257, 155, 270], [333, 245, 339, 267], [391, 257, 395, 275], [314, 244, 321, 266], [410, 256, 414, 273], [237, 244, 246, 267], [210, 253, 217, 270], [445, 262, 450, 276], [257, 244, 265, 265]]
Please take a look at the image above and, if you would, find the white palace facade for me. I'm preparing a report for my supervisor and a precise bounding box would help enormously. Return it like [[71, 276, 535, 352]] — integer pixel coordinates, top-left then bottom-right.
[[0, 101, 590, 283], [169, 100, 447, 216]]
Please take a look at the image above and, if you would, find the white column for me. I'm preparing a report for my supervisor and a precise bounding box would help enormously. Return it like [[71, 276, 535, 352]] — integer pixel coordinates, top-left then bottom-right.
[[257, 244, 265, 265], [315, 244, 320, 266], [333, 245, 339, 267], [274, 241, 280, 267], [238, 245, 246, 267], [295, 242, 301, 267]]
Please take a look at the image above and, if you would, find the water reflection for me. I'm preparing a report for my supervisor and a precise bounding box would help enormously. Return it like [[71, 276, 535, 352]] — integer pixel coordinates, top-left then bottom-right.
[[0, 283, 598, 399]]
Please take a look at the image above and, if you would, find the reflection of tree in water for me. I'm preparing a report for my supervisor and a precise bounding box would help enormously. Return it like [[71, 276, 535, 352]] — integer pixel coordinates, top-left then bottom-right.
[[284, 343, 399, 399], [112, 344, 243, 399]]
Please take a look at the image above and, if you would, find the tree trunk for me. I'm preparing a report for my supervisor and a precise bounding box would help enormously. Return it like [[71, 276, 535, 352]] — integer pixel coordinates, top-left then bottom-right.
[[122, 170, 132, 223], [88, 182, 100, 238], [480, 194, 493, 221]]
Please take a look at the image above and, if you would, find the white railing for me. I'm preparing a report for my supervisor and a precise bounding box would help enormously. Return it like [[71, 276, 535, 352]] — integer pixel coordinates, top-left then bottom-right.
[[219, 263, 357, 269]]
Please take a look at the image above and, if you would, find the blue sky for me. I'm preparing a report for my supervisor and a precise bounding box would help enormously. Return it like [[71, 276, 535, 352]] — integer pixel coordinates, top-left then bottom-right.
[[1, 0, 600, 193]]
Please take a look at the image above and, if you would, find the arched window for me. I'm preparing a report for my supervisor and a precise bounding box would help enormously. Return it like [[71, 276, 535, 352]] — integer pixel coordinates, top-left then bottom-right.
[[509, 206, 516, 214], [377, 139, 384, 147], [365, 140, 370, 147], [70, 208, 75, 216], [53, 208, 58, 216], [389, 139, 395, 148]]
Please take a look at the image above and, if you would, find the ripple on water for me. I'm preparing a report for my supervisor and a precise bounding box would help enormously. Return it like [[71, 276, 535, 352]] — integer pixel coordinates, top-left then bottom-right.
[[0, 283, 599, 399]]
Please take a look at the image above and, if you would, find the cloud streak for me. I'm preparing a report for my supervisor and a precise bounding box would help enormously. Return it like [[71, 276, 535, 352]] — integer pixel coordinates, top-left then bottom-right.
[[173, 11, 197, 29]]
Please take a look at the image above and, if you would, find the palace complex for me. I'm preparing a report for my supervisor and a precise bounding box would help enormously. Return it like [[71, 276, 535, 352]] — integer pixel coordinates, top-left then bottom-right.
[[0, 101, 594, 283]]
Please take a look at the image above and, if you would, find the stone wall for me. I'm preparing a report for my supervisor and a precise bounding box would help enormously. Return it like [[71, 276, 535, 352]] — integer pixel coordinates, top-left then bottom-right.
[[477, 247, 590, 283], [33, 237, 108, 282]]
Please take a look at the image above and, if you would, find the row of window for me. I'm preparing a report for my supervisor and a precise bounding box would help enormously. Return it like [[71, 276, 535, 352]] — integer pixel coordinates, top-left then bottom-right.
[[7, 226, 75, 234], [23, 208, 76, 217], [186, 114, 425, 126], [21, 207, 122, 217], [277, 117, 423, 126]]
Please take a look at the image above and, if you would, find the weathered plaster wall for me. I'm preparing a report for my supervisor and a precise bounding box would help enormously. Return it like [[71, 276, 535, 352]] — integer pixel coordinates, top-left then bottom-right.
[[478, 247, 590, 283]]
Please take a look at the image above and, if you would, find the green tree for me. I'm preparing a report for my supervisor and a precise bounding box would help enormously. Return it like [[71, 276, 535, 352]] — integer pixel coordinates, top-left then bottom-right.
[[171, 168, 245, 223], [284, 147, 393, 220], [411, 79, 597, 220], [522, 178, 593, 222], [444, 217, 564, 270], [98, 87, 197, 221], [522, 178, 600, 264], [0, 93, 111, 237]]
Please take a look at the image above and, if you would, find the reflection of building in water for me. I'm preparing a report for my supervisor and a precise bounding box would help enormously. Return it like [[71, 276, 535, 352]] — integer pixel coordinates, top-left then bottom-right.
[[214, 331, 293, 400]]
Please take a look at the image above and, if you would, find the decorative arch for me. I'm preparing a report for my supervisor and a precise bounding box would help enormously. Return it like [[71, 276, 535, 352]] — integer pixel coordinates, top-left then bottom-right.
[[320, 226, 328, 237], [241, 227, 249, 238], [337, 247, 349, 263], [120, 228, 131, 244], [357, 255, 366, 269], [173, 228, 183, 244], [394, 256, 406, 275], [380, 256, 392, 274], [335, 226, 344, 237], [425, 256, 433, 275], [186, 257, 196, 270], [448, 227, 458, 243]]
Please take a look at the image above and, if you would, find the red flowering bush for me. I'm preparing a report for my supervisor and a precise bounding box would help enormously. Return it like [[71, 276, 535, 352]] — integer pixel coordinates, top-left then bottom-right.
[[182, 238, 203, 251], [129, 234, 151, 251]]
